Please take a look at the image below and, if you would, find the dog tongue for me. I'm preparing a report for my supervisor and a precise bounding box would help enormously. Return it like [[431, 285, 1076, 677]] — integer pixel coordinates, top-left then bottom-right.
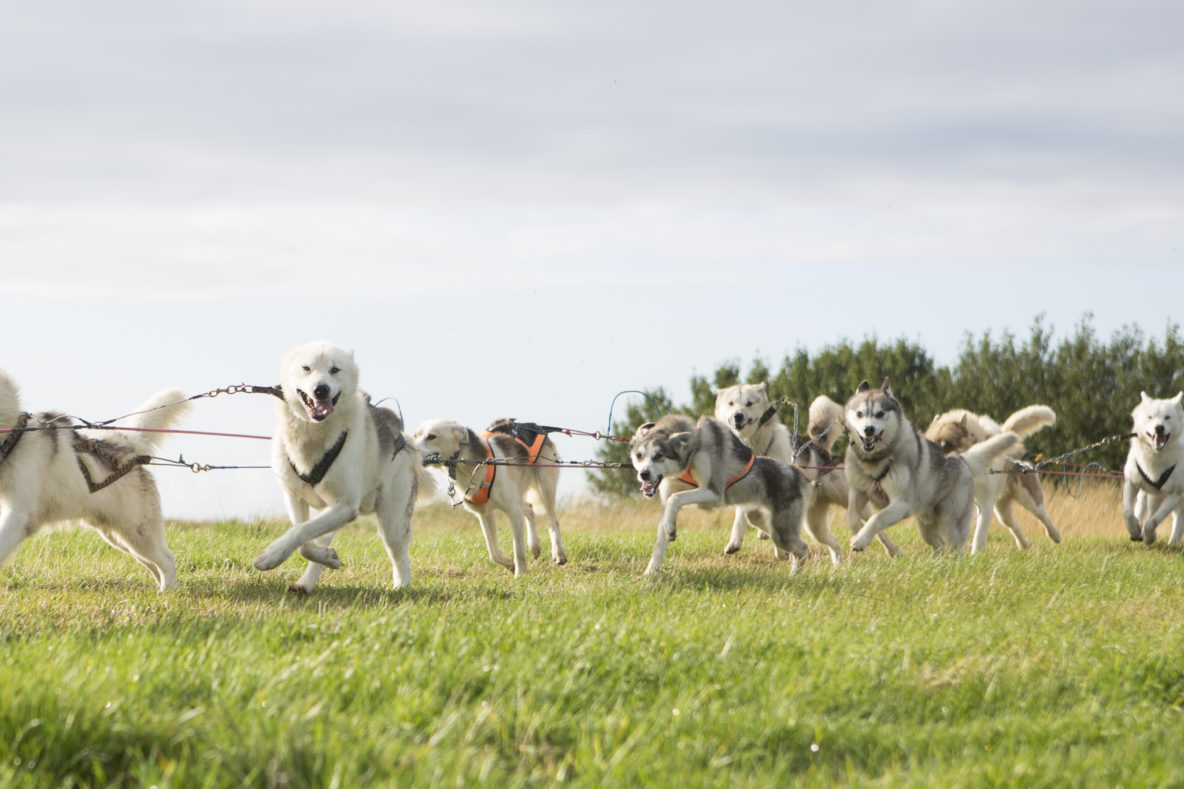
[[1156, 432, 1170, 450], [640, 480, 659, 497], [311, 399, 335, 418]]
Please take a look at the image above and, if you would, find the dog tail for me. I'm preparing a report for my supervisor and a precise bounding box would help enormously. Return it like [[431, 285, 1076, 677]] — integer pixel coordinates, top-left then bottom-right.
[[807, 395, 844, 454], [414, 454, 439, 504], [960, 431, 1023, 478], [1001, 405, 1056, 438], [114, 388, 192, 454]]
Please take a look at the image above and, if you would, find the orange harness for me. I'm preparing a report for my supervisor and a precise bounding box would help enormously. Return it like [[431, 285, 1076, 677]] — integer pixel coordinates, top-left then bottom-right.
[[678, 450, 755, 489], [465, 437, 497, 505]]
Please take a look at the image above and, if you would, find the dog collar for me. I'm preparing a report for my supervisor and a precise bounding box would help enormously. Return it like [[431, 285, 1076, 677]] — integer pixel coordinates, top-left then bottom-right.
[[1137, 462, 1177, 491], [872, 459, 893, 483], [678, 448, 755, 490], [289, 430, 349, 487], [0, 412, 31, 467]]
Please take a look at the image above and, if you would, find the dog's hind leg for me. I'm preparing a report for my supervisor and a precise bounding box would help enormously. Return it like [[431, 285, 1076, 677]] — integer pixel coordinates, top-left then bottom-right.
[[762, 508, 809, 575], [471, 509, 515, 572], [803, 500, 843, 567], [1011, 475, 1061, 544], [100, 517, 178, 591], [522, 502, 542, 560], [0, 508, 32, 569], [290, 534, 335, 592], [991, 498, 1033, 551]]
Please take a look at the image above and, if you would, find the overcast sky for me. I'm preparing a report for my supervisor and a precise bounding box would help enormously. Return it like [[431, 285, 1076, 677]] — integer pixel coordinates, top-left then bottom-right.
[[2, 1, 1181, 519]]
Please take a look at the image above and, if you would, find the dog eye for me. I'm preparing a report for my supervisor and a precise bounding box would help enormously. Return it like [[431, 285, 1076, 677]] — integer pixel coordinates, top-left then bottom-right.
[[301, 365, 311, 373], [875, 411, 885, 419], [652, 452, 663, 461], [745, 400, 753, 407], [330, 366, 340, 375], [855, 410, 863, 418], [426, 433, 436, 441]]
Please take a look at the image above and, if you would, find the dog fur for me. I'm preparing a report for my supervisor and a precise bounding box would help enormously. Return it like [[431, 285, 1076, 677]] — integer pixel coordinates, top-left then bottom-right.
[[714, 383, 901, 557], [844, 378, 1023, 553], [0, 369, 189, 590], [1122, 391, 1184, 545], [629, 414, 841, 576], [413, 418, 566, 576], [926, 405, 1061, 552], [253, 342, 434, 591]]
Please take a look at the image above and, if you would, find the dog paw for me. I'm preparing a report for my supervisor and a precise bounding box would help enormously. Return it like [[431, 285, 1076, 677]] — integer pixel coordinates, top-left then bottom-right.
[[300, 544, 342, 569], [723, 543, 741, 555], [849, 537, 869, 552], [253, 546, 287, 571], [1130, 534, 1143, 542], [287, 582, 313, 594]]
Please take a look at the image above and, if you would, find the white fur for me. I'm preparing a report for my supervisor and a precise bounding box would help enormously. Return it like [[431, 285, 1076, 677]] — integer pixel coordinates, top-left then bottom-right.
[[253, 341, 434, 591], [1122, 391, 1184, 545], [412, 418, 566, 576], [0, 369, 189, 590]]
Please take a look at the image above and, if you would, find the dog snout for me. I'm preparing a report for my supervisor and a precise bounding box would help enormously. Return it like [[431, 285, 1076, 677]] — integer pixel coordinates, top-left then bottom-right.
[[733, 414, 745, 429], [639, 468, 652, 482], [1155, 424, 1166, 435], [864, 425, 876, 437], [313, 383, 331, 400]]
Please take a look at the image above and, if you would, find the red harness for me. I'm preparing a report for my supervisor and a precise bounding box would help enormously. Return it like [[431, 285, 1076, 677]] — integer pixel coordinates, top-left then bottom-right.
[[465, 437, 496, 505], [678, 450, 755, 489]]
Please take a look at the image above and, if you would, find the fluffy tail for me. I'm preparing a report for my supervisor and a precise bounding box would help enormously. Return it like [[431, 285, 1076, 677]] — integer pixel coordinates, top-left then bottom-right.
[[960, 431, 1023, 478], [1001, 405, 1056, 438], [114, 388, 192, 454], [415, 457, 440, 504], [807, 395, 845, 454]]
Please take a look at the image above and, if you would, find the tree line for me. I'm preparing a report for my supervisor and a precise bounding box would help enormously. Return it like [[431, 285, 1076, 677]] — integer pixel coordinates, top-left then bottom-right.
[[589, 315, 1184, 499]]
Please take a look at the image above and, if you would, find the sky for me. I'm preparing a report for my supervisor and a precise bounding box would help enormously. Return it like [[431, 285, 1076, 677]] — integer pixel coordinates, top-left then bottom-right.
[[2, 0, 1182, 519]]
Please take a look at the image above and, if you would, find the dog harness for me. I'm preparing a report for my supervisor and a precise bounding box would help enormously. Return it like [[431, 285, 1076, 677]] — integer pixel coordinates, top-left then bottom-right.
[[678, 449, 755, 489], [74, 436, 153, 493], [0, 412, 30, 469], [1137, 462, 1177, 491], [289, 430, 349, 487], [482, 420, 548, 463], [463, 437, 497, 505]]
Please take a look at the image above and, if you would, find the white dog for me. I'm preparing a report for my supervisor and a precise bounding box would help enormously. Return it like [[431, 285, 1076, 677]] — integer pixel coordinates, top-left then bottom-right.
[[413, 418, 566, 576], [1122, 391, 1184, 545], [252, 342, 434, 591], [926, 405, 1061, 552], [0, 369, 189, 590]]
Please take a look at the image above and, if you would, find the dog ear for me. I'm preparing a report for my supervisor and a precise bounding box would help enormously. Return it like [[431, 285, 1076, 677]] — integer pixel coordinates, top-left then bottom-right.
[[959, 414, 968, 429], [669, 431, 696, 461], [449, 425, 467, 443], [856, 380, 870, 393], [636, 421, 655, 436], [1173, 392, 1183, 406], [756, 382, 768, 394], [1140, 391, 1151, 404], [880, 377, 892, 396]]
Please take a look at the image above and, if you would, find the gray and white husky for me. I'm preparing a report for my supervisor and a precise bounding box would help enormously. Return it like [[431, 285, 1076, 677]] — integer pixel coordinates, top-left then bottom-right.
[[629, 414, 842, 576], [252, 341, 435, 592], [844, 378, 1022, 553], [714, 383, 900, 557], [1122, 391, 1184, 545], [926, 405, 1061, 553], [0, 369, 189, 590]]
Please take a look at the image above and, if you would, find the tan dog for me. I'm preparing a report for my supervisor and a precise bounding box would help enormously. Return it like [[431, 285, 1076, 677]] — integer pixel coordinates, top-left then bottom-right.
[[926, 405, 1061, 552], [413, 418, 566, 576]]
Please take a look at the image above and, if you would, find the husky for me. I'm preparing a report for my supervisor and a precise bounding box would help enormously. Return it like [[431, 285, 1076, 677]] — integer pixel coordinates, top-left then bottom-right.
[[714, 383, 900, 557], [252, 342, 434, 592], [1121, 392, 1184, 545], [844, 378, 1023, 552], [926, 405, 1061, 552], [412, 417, 566, 576], [0, 369, 189, 590], [629, 414, 842, 576]]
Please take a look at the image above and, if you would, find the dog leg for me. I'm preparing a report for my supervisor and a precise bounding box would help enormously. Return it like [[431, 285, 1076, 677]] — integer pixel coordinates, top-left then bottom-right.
[[1144, 494, 1184, 545], [723, 508, 747, 555], [254, 501, 354, 571], [1168, 510, 1183, 546], [529, 496, 567, 565], [992, 498, 1034, 551], [0, 508, 31, 567], [375, 485, 415, 589], [113, 520, 178, 591], [763, 510, 809, 575], [1122, 482, 1145, 541], [503, 501, 531, 577], [850, 499, 911, 552], [803, 500, 843, 567], [291, 534, 335, 592], [472, 509, 514, 571], [522, 501, 542, 560], [644, 518, 673, 577]]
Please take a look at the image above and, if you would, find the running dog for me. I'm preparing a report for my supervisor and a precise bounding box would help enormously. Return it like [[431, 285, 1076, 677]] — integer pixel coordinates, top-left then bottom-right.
[[926, 405, 1061, 552], [1122, 391, 1184, 545], [844, 378, 1023, 552], [413, 417, 567, 576], [0, 369, 189, 590], [630, 414, 842, 576], [714, 383, 899, 556], [252, 342, 434, 592]]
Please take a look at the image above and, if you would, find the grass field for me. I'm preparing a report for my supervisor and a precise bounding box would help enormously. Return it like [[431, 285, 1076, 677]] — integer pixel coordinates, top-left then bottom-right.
[[2, 478, 1183, 787]]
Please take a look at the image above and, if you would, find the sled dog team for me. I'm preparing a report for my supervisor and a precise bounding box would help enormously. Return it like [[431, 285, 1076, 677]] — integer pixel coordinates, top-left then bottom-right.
[[1, 341, 1181, 591]]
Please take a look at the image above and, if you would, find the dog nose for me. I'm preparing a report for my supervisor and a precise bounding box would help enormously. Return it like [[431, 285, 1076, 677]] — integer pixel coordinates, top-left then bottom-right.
[[733, 414, 745, 428], [864, 426, 876, 437], [313, 384, 330, 400], [639, 469, 651, 482], [1156, 425, 1166, 435]]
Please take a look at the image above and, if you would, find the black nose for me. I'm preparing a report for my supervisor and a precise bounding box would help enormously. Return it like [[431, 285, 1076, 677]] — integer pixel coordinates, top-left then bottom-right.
[[313, 384, 330, 400], [639, 469, 651, 482], [864, 426, 876, 436], [1156, 425, 1166, 435], [733, 414, 745, 428]]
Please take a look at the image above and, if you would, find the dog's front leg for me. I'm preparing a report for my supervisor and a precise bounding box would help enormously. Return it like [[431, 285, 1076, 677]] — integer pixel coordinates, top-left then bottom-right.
[[471, 508, 515, 571], [253, 500, 356, 571], [846, 489, 869, 536], [0, 507, 32, 567], [644, 488, 720, 576], [1143, 493, 1183, 544], [850, 499, 911, 552], [723, 508, 747, 554], [1122, 482, 1144, 541]]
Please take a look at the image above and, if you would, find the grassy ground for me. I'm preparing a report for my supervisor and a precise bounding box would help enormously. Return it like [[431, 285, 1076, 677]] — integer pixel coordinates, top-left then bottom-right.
[[2, 479, 1182, 787]]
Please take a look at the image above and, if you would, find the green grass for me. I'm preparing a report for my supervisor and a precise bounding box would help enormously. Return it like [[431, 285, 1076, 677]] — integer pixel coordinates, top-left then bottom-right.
[[2, 497, 1182, 788]]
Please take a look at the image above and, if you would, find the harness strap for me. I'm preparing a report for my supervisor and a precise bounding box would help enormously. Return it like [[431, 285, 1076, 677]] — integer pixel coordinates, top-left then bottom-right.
[[289, 430, 349, 487], [481, 429, 546, 464], [872, 460, 893, 483], [73, 436, 151, 493], [465, 437, 497, 505], [0, 412, 31, 467], [1137, 462, 1177, 491], [679, 449, 756, 490]]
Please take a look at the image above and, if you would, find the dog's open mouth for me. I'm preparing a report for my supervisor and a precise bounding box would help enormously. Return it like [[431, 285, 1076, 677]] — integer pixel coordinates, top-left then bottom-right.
[[1150, 430, 1172, 451], [861, 434, 881, 453], [640, 476, 662, 498], [298, 389, 340, 421]]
